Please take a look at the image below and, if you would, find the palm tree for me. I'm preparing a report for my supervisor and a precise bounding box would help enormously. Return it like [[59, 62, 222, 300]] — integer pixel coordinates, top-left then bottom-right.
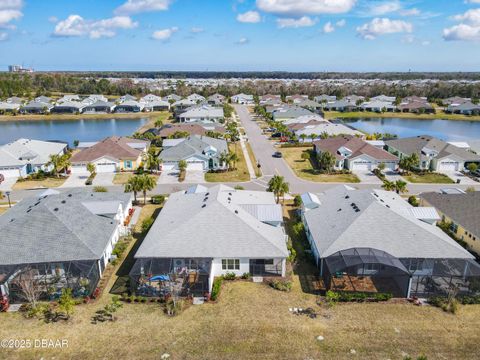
[[394, 180, 408, 194], [317, 151, 336, 174], [301, 151, 310, 162], [145, 153, 160, 172], [154, 119, 164, 128], [320, 131, 329, 139], [219, 151, 230, 170], [178, 160, 187, 172], [140, 174, 156, 205], [86, 163, 96, 177], [267, 175, 290, 204], [309, 133, 318, 142], [299, 134, 308, 143], [124, 175, 143, 203], [47, 153, 71, 177], [228, 151, 239, 170], [381, 180, 396, 191]]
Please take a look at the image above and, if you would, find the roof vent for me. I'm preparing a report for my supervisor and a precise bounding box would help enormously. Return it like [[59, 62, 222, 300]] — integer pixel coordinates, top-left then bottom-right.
[[345, 195, 350, 199], [202, 204, 206, 208], [355, 209, 360, 213], [54, 208, 59, 211], [205, 192, 210, 196], [61, 200, 66, 204], [68, 194, 72, 197], [338, 208, 342, 212], [235, 210, 238, 214]]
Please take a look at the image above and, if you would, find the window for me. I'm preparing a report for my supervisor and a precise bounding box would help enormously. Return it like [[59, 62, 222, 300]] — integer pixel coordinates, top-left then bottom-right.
[[222, 259, 240, 270]]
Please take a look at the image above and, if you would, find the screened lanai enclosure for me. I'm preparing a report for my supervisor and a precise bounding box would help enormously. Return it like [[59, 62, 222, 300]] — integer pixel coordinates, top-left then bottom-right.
[[0, 261, 100, 303], [322, 248, 480, 298], [129, 258, 212, 298]]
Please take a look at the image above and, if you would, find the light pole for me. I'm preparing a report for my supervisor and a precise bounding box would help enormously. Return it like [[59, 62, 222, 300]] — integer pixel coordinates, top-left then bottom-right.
[[5, 191, 11, 208]]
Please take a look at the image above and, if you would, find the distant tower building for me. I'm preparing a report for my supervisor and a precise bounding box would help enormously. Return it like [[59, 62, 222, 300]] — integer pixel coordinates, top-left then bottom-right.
[[8, 65, 34, 73]]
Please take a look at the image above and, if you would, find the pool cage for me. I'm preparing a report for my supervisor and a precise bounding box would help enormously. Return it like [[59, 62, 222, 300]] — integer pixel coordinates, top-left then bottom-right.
[[322, 248, 480, 298], [0, 260, 100, 303], [129, 258, 212, 298]]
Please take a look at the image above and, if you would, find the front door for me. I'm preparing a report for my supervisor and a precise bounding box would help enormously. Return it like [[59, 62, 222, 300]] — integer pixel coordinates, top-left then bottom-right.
[[26, 163, 33, 174], [208, 158, 214, 169]]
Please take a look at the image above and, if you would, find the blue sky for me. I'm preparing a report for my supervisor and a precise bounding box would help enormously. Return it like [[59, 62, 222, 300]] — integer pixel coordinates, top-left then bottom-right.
[[1, 0, 480, 71]]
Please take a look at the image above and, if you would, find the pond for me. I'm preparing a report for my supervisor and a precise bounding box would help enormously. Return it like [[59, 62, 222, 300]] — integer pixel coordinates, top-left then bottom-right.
[[341, 117, 480, 141], [0, 117, 148, 145]]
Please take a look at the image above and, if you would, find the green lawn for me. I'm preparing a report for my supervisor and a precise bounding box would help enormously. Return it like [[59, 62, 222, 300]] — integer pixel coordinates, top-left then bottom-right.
[[12, 177, 67, 190], [323, 110, 480, 122], [280, 147, 360, 183], [205, 143, 250, 183], [246, 142, 262, 177], [403, 172, 455, 184]]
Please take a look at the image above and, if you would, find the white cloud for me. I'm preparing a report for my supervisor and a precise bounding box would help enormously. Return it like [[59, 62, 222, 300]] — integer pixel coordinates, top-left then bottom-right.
[[465, 0, 480, 3], [151, 26, 178, 40], [190, 27, 204, 33], [237, 10, 261, 23], [48, 16, 58, 23], [256, 0, 356, 16], [443, 9, 480, 41], [0, 0, 23, 29], [336, 19, 346, 27], [276, 16, 317, 28], [236, 37, 249, 44], [0, 0, 23, 11], [367, 1, 401, 16], [356, 17, 412, 40], [399, 8, 420, 16], [53, 15, 138, 39], [115, 0, 172, 15], [322, 21, 334, 33], [0, 31, 8, 41]]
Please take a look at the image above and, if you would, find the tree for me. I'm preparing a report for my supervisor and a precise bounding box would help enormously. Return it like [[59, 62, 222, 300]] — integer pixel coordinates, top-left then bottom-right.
[[317, 151, 336, 173], [301, 151, 310, 162], [47, 153, 71, 177], [382, 180, 396, 191], [178, 160, 187, 172], [124, 175, 143, 203], [14, 268, 43, 309], [86, 163, 96, 177], [145, 153, 160, 172], [467, 163, 478, 173], [228, 151, 239, 170], [139, 174, 156, 205], [58, 288, 75, 319], [154, 119, 164, 128], [73, 140, 79, 148], [320, 131, 329, 139], [309, 133, 318, 142], [399, 153, 419, 175], [267, 175, 290, 204], [219, 151, 230, 169], [377, 162, 386, 172], [394, 180, 408, 194], [299, 134, 308, 143]]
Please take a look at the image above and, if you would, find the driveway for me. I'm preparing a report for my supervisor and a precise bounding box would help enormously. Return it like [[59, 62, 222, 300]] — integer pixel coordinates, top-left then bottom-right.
[[353, 170, 383, 184], [60, 173, 89, 188], [158, 169, 181, 184], [93, 172, 115, 186], [384, 170, 406, 183], [444, 171, 478, 185], [184, 170, 205, 183], [0, 177, 18, 191]]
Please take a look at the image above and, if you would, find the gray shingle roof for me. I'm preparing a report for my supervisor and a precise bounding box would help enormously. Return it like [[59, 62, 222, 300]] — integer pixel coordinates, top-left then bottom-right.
[[160, 135, 227, 162], [135, 185, 288, 259], [304, 186, 473, 259], [420, 191, 480, 237], [0, 189, 132, 265]]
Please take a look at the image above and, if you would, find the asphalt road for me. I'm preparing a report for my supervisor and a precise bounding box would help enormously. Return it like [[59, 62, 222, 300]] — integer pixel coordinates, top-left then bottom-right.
[[6, 105, 480, 202]]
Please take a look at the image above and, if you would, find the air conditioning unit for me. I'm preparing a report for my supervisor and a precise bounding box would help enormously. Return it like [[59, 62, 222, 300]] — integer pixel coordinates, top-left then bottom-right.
[[173, 259, 185, 268]]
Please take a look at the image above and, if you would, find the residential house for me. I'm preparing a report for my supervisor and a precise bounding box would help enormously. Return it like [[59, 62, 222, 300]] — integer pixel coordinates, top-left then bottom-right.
[[186, 93, 206, 103], [70, 136, 149, 173], [0, 138, 68, 178], [207, 93, 226, 106], [385, 135, 480, 172], [286, 94, 309, 104], [446, 101, 480, 115], [20, 100, 53, 114], [151, 123, 225, 139], [283, 114, 325, 126], [129, 184, 288, 296], [0, 189, 133, 303], [51, 100, 85, 114], [114, 100, 144, 113], [177, 105, 224, 123], [323, 99, 358, 112], [314, 95, 336, 103], [119, 94, 137, 103], [259, 94, 281, 105], [141, 94, 162, 103], [272, 106, 313, 122], [82, 95, 109, 105], [160, 135, 228, 171], [142, 100, 170, 112], [398, 97, 434, 113], [298, 99, 323, 113], [442, 97, 471, 106], [231, 93, 254, 105], [313, 136, 399, 171], [82, 100, 116, 113], [35, 96, 51, 103], [371, 95, 396, 103], [57, 95, 81, 103], [294, 122, 365, 141], [171, 99, 198, 114], [301, 186, 480, 298], [6, 96, 23, 104], [344, 95, 365, 104], [0, 102, 20, 113], [361, 100, 396, 112], [163, 94, 182, 102], [420, 191, 480, 256]]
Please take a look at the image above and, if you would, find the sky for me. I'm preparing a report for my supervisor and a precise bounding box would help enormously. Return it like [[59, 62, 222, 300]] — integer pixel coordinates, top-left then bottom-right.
[[0, 0, 480, 72]]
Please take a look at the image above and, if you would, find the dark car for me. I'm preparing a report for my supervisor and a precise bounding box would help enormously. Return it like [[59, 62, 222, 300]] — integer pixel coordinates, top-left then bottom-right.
[[273, 151, 283, 158]]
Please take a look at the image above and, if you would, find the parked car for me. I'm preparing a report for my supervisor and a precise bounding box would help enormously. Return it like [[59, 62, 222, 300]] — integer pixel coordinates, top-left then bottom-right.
[[273, 151, 283, 158]]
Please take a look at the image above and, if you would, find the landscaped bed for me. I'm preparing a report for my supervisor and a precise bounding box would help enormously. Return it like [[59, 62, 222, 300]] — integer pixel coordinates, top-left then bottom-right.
[[280, 147, 360, 183], [205, 143, 250, 183], [403, 172, 455, 184], [12, 176, 67, 190]]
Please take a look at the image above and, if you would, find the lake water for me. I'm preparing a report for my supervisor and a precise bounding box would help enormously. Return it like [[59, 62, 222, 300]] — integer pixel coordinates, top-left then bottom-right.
[[0, 117, 148, 145], [341, 117, 480, 141]]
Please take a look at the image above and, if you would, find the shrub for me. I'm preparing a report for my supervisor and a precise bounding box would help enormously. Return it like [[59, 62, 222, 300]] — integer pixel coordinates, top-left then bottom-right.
[[326, 290, 341, 304], [164, 299, 185, 316], [294, 195, 302, 207], [287, 238, 297, 263], [269, 279, 292, 292], [223, 272, 236, 281], [241, 272, 251, 280], [408, 195, 419, 207], [291, 222, 305, 238], [234, 185, 245, 190], [141, 217, 154, 233], [93, 186, 108, 193], [151, 195, 165, 204], [211, 277, 223, 301], [326, 291, 392, 303]]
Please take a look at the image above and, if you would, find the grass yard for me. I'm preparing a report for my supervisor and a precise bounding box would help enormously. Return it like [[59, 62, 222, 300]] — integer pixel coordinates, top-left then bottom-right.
[[324, 110, 480, 122], [280, 147, 360, 183], [12, 177, 67, 190], [403, 172, 455, 184], [0, 111, 171, 123], [112, 172, 134, 185], [205, 143, 250, 183], [246, 142, 262, 177]]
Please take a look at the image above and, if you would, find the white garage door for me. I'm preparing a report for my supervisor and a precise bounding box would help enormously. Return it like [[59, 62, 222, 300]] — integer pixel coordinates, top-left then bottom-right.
[[438, 161, 459, 172], [382, 162, 397, 171], [70, 165, 87, 174], [0, 168, 20, 178], [162, 164, 177, 171], [96, 163, 117, 173], [187, 162, 205, 171], [352, 161, 372, 171]]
